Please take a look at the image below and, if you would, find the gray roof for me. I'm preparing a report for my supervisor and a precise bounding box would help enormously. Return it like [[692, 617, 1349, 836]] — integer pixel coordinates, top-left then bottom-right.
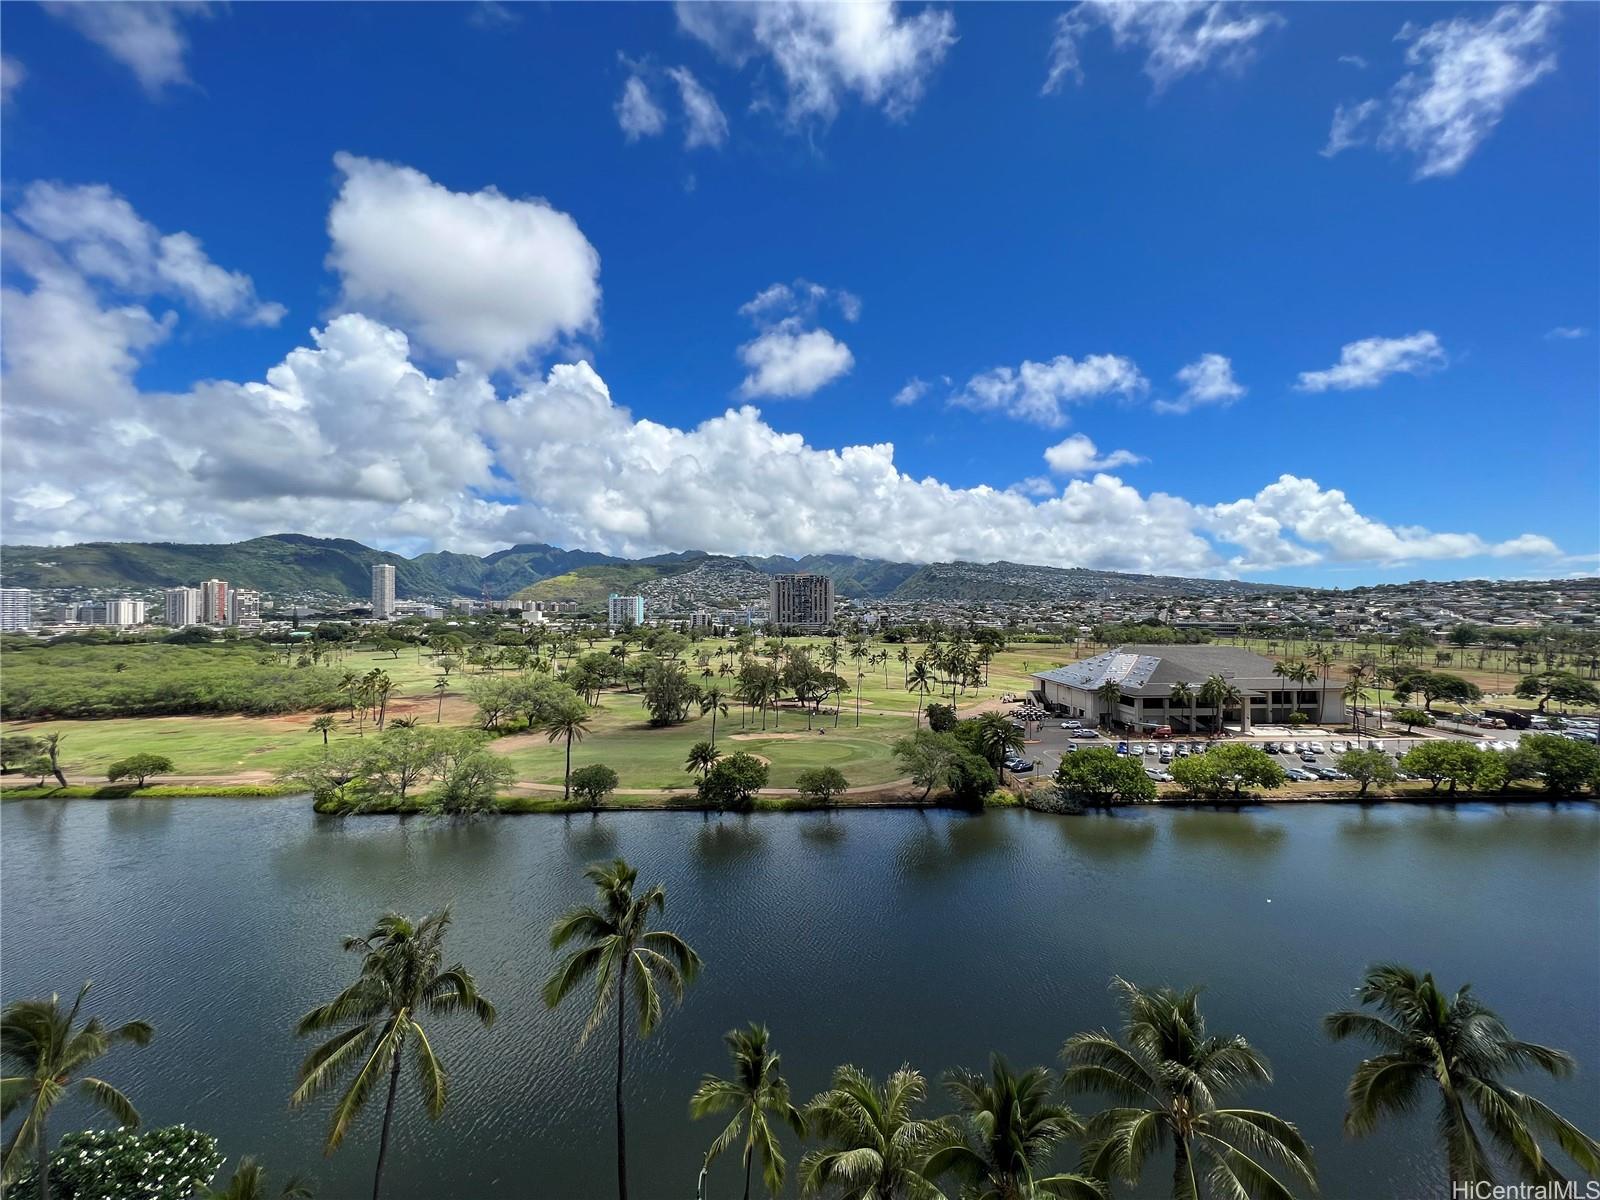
[[1032, 644, 1318, 696]]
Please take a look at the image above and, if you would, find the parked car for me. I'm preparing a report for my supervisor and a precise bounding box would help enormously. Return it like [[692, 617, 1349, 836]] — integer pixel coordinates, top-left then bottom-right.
[[1330, 740, 1348, 753], [1146, 768, 1173, 782], [1285, 768, 1316, 781], [1309, 741, 1326, 754], [1116, 742, 1129, 755], [1073, 729, 1100, 740], [1063, 743, 1077, 753], [1300, 752, 1317, 763]]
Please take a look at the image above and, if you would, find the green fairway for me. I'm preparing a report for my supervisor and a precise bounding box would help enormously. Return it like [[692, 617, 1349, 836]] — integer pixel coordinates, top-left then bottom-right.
[[0, 637, 1086, 793]]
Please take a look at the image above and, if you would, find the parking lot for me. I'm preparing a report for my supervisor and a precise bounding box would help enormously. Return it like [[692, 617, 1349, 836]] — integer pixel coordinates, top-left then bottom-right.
[[998, 702, 1600, 788]]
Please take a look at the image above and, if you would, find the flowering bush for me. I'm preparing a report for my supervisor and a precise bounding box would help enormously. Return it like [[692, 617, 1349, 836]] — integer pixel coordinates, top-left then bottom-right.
[[7, 1126, 223, 1200]]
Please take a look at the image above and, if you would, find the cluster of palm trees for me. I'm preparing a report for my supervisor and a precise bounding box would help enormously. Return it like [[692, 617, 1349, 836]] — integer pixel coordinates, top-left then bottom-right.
[[336, 668, 396, 734], [8, 865, 1598, 1200]]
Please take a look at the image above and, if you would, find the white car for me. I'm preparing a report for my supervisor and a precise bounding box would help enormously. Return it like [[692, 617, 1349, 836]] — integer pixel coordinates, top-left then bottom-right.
[[1293, 741, 1307, 754], [1330, 740, 1348, 753], [1144, 743, 1158, 755], [1309, 741, 1326, 754]]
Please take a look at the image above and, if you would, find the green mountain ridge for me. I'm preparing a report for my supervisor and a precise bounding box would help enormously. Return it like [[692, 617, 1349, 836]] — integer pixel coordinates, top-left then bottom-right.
[[0, 534, 1297, 603]]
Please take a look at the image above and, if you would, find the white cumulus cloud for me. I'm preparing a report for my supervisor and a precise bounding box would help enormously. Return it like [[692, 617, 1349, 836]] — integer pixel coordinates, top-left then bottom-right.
[[1295, 332, 1446, 392], [1044, 1, 1284, 95], [1, 55, 25, 103], [1043, 433, 1145, 475], [10, 181, 282, 325], [1545, 325, 1588, 341], [676, 0, 955, 125], [1323, 4, 1560, 179], [325, 152, 601, 371], [43, 1, 210, 95], [951, 353, 1148, 428], [1160, 352, 1246, 414], [890, 378, 928, 406], [738, 321, 854, 399]]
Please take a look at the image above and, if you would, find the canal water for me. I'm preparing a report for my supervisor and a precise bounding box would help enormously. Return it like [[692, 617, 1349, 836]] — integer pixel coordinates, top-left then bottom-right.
[[3, 799, 1596, 1198]]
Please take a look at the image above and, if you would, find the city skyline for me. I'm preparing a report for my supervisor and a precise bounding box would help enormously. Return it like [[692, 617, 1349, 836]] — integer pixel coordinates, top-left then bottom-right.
[[1, 2, 1595, 586]]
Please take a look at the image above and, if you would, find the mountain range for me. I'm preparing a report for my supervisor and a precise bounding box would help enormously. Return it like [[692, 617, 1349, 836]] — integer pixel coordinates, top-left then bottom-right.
[[0, 534, 1295, 605]]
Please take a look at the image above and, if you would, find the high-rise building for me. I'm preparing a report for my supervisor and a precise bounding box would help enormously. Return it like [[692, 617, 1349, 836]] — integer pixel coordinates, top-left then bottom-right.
[[0, 588, 33, 631], [164, 586, 202, 627], [371, 564, 397, 620], [228, 589, 261, 627], [103, 599, 148, 627], [200, 579, 230, 625], [769, 574, 835, 631], [607, 593, 645, 629]]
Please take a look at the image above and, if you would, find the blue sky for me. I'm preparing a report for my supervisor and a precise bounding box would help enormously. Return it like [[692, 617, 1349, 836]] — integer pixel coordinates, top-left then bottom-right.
[[1, 1, 1595, 585]]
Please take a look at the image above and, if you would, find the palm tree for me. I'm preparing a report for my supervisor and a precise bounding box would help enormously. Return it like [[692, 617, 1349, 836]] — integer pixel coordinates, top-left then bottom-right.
[[1324, 963, 1600, 1187], [290, 910, 495, 1200], [541, 699, 593, 802], [1094, 681, 1122, 730], [1167, 682, 1195, 735], [1, 983, 153, 1196], [927, 1056, 1105, 1199], [544, 859, 702, 1200], [1062, 977, 1317, 1200], [686, 740, 722, 781], [906, 662, 934, 727], [433, 677, 448, 723], [799, 1064, 953, 1199], [40, 732, 67, 789], [1270, 661, 1298, 721], [971, 712, 1025, 780], [310, 715, 337, 746], [202, 1158, 314, 1199], [691, 1024, 805, 1200], [1311, 648, 1335, 725], [1341, 679, 1369, 736], [700, 686, 730, 749]]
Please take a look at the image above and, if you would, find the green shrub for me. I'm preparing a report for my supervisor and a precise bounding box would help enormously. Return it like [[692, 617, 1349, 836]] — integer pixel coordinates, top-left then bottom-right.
[[7, 1126, 223, 1199]]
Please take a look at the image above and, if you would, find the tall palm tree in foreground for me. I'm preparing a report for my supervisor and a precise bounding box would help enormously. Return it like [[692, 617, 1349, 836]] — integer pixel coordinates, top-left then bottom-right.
[[291, 910, 495, 1200], [906, 662, 934, 727], [1324, 963, 1600, 1187], [1061, 977, 1317, 1200], [800, 1064, 953, 1199], [691, 1023, 805, 1200], [1, 982, 153, 1198], [544, 859, 702, 1200], [971, 713, 1026, 780], [1168, 682, 1195, 735], [927, 1056, 1105, 1199]]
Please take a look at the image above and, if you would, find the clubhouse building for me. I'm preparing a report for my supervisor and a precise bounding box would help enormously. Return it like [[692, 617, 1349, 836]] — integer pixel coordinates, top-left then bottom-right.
[[1030, 644, 1345, 733]]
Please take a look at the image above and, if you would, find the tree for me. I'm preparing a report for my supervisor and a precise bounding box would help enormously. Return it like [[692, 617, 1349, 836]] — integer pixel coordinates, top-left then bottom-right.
[[541, 695, 593, 802], [1063, 977, 1317, 1200], [544, 859, 701, 1200], [1167, 681, 1196, 735], [1516, 733, 1600, 795], [106, 753, 174, 788], [40, 733, 68, 789], [699, 752, 769, 813], [799, 1065, 953, 1199], [0, 733, 43, 773], [643, 660, 698, 727], [1514, 671, 1600, 714], [291, 910, 495, 1200], [1400, 741, 1484, 793], [366, 726, 446, 807], [435, 750, 514, 816], [946, 750, 998, 810], [906, 662, 934, 727], [1325, 963, 1600, 1187], [1170, 744, 1284, 800], [927, 1056, 1104, 1200], [795, 767, 848, 808], [924, 702, 957, 733], [310, 715, 337, 745], [466, 675, 522, 731], [686, 740, 723, 781], [691, 1024, 805, 1200], [699, 685, 731, 748], [570, 764, 619, 812], [202, 1157, 313, 1200], [1336, 748, 1396, 797], [277, 741, 373, 812], [1094, 681, 1123, 729], [1, 984, 153, 1197], [970, 712, 1025, 779], [1053, 747, 1156, 809], [1417, 672, 1481, 714], [892, 730, 963, 805], [432, 678, 448, 723], [1393, 707, 1434, 733]]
